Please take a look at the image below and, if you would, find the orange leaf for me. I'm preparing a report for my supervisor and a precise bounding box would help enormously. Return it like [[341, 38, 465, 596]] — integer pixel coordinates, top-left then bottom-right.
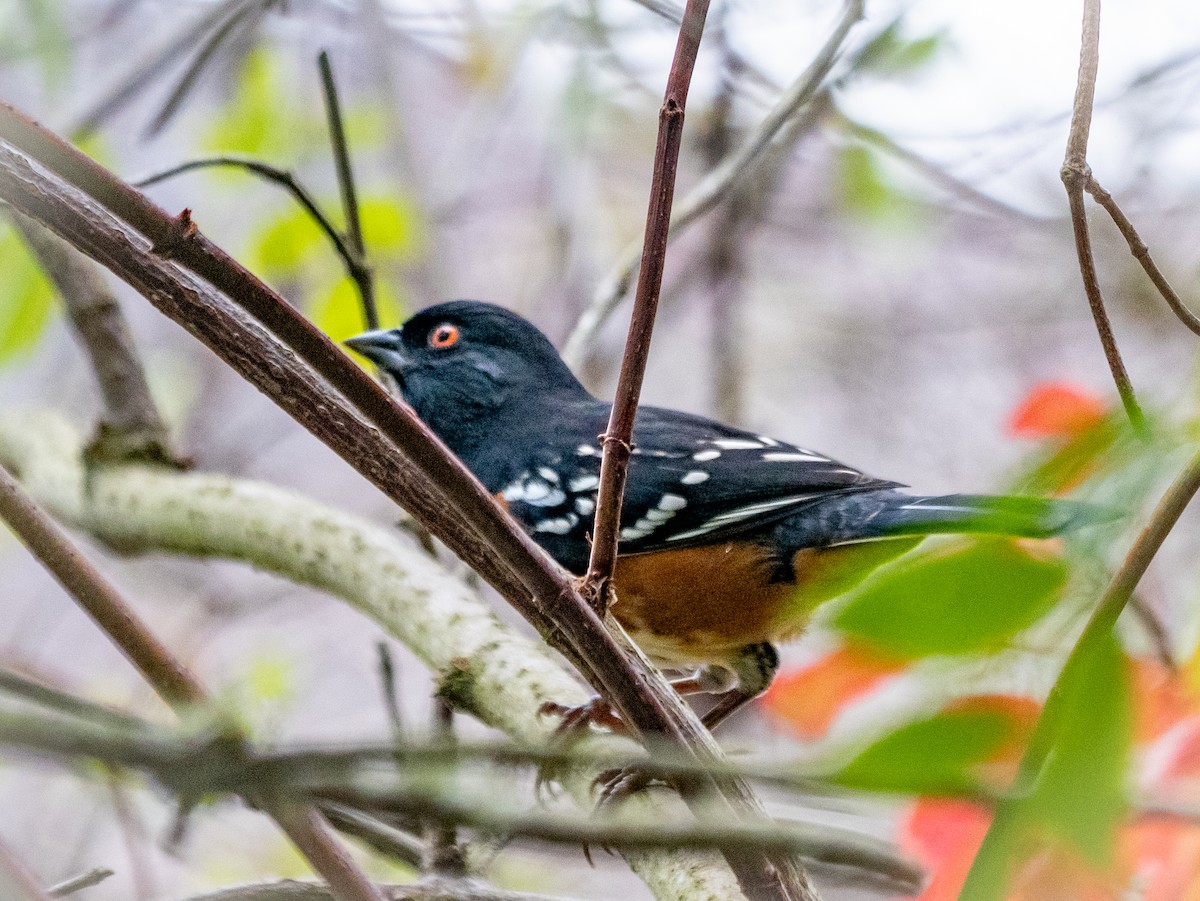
[[1008, 381, 1106, 439], [761, 642, 904, 739], [900, 799, 992, 901]]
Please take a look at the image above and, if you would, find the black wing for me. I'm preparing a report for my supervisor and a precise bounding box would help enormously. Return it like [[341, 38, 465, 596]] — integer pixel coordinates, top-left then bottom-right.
[[494, 402, 898, 572]]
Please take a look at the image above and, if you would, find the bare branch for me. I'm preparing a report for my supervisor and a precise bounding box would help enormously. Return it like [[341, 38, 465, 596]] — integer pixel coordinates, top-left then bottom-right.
[[8, 211, 176, 464], [1082, 175, 1200, 337], [0, 461, 206, 706], [134, 157, 355, 279], [47, 868, 115, 897], [182, 877, 580, 901], [1060, 0, 1146, 433], [562, 0, 864, 366]]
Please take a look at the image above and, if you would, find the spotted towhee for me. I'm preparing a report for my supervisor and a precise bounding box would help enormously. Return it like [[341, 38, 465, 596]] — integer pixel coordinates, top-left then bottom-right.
[[346, 301, 1092, 729]]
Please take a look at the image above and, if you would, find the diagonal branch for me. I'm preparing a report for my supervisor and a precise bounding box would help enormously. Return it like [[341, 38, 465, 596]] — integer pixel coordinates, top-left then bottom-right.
[[8, 211, 177, 464], [0, 114, 802, 898], [961, 444, 1200, 897]]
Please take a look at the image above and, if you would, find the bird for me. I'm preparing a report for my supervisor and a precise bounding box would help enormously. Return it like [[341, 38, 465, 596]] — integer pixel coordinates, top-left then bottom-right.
[[345, 300, 1093, 730]]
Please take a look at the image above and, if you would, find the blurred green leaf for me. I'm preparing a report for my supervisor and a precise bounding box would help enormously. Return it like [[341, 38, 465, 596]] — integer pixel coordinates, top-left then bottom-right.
[[836, 705, 1017, 794], [857, 19, 948, 77], [358, 195, 421, 258], [836, 145, 901, 219], [834, 539, 1068, 659], [1, 0, 71, 90], [247, 203, 328, 277], [1028, 629, 1131, 863], [0, 227, 57, 364], [204, 48, 323, 157], [312, 277, 405, 344]]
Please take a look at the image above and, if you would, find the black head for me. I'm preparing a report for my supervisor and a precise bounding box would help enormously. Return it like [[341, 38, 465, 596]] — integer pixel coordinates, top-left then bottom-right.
[[345, 300, 591, 456]]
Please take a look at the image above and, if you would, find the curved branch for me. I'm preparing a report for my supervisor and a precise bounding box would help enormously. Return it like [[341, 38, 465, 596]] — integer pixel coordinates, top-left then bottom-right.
[[134, 156, 358, 287], [0, 410, 746, 901]]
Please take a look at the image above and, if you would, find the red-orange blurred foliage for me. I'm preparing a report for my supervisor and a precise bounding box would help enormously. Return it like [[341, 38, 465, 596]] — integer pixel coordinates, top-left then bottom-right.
[[1008, 381, 1107, 439]]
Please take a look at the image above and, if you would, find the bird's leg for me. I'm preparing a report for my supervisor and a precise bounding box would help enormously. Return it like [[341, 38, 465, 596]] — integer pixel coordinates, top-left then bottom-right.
[[539, 663, 740, 736], [700, 641, 779, 731]]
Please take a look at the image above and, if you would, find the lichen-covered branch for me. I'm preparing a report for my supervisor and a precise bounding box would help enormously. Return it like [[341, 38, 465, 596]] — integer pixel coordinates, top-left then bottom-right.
[[0, 410, 746, 901]]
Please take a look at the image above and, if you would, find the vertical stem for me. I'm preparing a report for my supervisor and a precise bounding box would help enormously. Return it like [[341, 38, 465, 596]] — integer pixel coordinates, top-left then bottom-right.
[[319, 49, 378, 330], [584, 0, 712, 607]]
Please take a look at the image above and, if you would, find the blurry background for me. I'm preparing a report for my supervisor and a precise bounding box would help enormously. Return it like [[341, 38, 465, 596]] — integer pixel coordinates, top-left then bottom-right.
[[3, 0, 1200, 897]]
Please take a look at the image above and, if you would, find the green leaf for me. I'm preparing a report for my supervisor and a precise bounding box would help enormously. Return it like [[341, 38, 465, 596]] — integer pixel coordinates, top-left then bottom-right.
[[960, 632, 1131, 901], [247, 204, 329, 277], [204, 48, 323, 157], [311, 277, 405, 344], [836, 145, 900, 219], [358, 196, 421, 259], [1028, 629, 1131, 863], [834, 539, 1068, 659], [836, 705, 1018, 795], [856, 19, 947, 77], [0, 227, 57, 364]]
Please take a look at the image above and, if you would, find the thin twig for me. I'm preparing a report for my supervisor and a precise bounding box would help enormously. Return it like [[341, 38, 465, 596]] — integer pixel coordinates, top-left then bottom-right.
[[318, 50, 378, 330], [961, 444, 1200, 897], [135, 157, 356, 275], [1060, 0, 1146, 434], [422, 699, 466, 878], [583, 0, 711, 607], [71, 0, 251, 137], [562, 0, 863, 366], [182, 877, 582, 901], [144, 0, 275, 139], [47, 867, 115, 897], [1082, 175, 1200, 337]]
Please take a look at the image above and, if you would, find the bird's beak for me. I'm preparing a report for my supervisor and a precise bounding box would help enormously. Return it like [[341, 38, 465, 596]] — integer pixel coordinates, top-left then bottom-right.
[[344, 330, 409, 373]]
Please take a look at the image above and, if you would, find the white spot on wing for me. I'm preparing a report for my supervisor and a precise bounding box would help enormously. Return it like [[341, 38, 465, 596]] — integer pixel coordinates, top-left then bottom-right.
[[621, 526, 651, 541], [762, 451, 828, 462], [568, 474, 599, 492], [501, 477, 565, 507], [692, 449, 720, 461], [680, 470, 709, 485], [644, 509, 673, 523], [757, 436, 780, 447], [575, 497, 595, 515], [535, 514, 578, 534], [577, 444, 597, 456], [712, 438, 764, 450], [537, 467, 560, 483], [657, 493, 687, 511]]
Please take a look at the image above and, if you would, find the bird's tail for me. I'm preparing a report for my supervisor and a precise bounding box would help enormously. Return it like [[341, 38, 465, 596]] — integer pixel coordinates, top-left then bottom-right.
[[818, 491, 1108, 546]]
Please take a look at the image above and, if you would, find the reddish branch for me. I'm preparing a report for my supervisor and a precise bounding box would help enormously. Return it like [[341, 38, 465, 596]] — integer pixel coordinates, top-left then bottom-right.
[[584, 0, 711, 606], [0, 106, 811, 899]]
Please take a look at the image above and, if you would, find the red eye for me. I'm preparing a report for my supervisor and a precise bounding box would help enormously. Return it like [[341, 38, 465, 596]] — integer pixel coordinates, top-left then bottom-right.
[[429, 323, 460, 349]]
